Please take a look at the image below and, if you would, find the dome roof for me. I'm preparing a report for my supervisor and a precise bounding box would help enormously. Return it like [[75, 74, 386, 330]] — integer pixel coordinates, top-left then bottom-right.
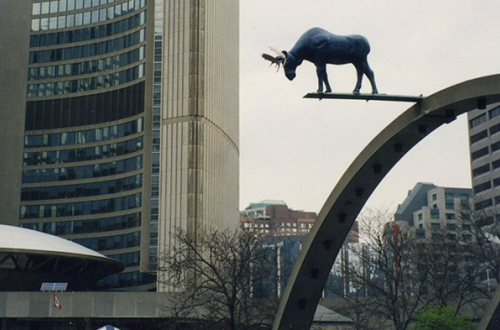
[[0, 225, 106, 259], [0, 225, 124, 291]]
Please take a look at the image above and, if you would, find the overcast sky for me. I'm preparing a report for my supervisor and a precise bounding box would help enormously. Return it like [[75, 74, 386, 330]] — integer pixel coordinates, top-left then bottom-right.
[[238, 0, 500, 213]]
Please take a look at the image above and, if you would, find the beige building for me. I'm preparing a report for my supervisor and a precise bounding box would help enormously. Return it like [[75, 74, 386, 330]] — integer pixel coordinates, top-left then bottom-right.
[[0, 0, 239, 291]]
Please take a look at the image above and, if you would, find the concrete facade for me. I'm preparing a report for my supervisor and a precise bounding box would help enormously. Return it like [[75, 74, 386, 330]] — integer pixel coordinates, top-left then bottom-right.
[[0, 1, 32, 226]]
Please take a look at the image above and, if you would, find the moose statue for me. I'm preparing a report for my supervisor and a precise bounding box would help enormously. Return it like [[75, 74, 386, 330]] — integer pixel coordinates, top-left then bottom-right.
[[262, 27, 378, 94]]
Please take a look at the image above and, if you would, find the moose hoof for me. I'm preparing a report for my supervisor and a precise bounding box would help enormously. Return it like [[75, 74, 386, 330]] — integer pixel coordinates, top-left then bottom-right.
[[353, 90, 360, 94], [372, 90, 379, 94]]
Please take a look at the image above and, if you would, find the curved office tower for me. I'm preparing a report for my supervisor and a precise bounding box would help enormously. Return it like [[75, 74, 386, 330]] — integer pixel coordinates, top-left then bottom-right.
[[0, 0, 239, 291]]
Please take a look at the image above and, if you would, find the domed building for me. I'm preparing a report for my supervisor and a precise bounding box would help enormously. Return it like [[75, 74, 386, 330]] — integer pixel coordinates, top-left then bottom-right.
[[0, 225, 123, 291]]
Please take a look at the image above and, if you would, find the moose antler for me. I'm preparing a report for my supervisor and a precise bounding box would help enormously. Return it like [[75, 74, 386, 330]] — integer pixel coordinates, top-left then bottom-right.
[[262, 53, 282, 72], [262, 46, 287, 72]]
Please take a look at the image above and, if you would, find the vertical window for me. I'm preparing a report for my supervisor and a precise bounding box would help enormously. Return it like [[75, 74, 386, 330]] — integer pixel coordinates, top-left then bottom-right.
[[40, 18, 49, 30], [42, 2, 50, 14], [92, 10, 99, 23], [58, 16, 67, 29], [66, 14, 75, 27], [75, 13, 83, 26], [83, 12, 91, 24], [32, 19, 41, 32], [59, 0, 67, 12], [68, 0, 75, 11], [32, 3, 41, 15], [50, 1, 59, 14]]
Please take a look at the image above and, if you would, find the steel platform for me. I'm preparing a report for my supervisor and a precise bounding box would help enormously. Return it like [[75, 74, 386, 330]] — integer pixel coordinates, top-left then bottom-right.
[[304, 92, 424, 103]]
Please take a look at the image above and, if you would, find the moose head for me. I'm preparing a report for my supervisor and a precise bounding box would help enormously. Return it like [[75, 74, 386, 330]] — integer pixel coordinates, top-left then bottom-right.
[[262, 48, 302, 81], [262, 28, 378, 94]]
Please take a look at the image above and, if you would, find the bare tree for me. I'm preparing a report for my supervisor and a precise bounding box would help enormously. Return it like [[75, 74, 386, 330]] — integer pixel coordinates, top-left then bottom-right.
[[337, 208, 493, 330], [157, 228, 278, 330], [463, 206, 500, 292]]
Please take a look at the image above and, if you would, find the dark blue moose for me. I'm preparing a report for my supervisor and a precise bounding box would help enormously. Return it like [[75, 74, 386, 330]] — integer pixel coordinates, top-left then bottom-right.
[[262, 27, 378, 94]]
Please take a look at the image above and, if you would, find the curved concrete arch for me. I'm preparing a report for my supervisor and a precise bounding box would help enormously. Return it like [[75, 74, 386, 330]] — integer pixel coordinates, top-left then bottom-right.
[[273, 74, 500, 330]]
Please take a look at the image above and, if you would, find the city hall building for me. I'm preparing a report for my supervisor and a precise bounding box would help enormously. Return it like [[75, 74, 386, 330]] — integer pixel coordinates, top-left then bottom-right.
[[0, 0, 239, 291]]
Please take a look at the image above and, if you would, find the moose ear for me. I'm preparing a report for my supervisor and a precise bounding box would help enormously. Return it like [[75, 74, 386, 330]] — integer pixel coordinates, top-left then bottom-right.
[[282, 50, 288, 57]]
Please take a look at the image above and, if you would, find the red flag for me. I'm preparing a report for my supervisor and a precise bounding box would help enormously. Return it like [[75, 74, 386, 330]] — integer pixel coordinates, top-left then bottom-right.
[[53, 292, 62, 310]]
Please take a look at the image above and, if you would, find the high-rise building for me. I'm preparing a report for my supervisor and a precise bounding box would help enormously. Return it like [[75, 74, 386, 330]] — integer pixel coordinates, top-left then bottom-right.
[[468, 103, 500, 225], [394, 182, 472, 241], [0, 0, 239, 291]]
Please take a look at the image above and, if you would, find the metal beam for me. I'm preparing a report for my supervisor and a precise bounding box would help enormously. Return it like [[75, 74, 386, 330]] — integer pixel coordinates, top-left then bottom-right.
[[304, 92, 424, 102]]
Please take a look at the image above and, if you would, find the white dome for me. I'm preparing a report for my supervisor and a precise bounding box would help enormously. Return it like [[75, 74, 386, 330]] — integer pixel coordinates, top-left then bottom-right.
[[0, 225, 107, 259]]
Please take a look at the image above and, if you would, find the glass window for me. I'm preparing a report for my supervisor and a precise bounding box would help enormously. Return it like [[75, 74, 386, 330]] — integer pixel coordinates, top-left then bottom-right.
[[92, 10, 99, 23], [58, 16, 67, 29], [84, 0, 92, 8], [66, 14, 75, 27], [107, 7, 114, 19], [42, 2, 50, 14], [76, 0, 84, 10], [32, 19, 41, 32], [40, 18, 49, 30], [50, 1, 59, 13], [32, 3, 41, 15], [100, 8, 107, 21], [59, 0, 67, 12], [83, 11, 91, 24], [68, 0, 75, 11], [470, 113, 487, 129], [49, 17, 57, 29], [75, 13, 83, 26], [490, 105, 500, 119]]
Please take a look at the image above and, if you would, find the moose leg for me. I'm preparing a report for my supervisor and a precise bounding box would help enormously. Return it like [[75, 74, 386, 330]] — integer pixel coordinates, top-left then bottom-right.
[[364, 61, 378, 94], [316, 64, 331, 93], [353, 63, 364, 93], [323, 71, 332, 93]]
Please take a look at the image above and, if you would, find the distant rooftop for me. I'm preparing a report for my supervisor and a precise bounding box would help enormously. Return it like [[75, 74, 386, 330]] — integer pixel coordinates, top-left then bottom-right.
[[245, 200, 287, 210]]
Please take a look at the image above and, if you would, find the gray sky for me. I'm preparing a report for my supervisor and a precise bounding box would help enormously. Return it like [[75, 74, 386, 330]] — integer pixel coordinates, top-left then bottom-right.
[[239, 0, 500, 213]]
